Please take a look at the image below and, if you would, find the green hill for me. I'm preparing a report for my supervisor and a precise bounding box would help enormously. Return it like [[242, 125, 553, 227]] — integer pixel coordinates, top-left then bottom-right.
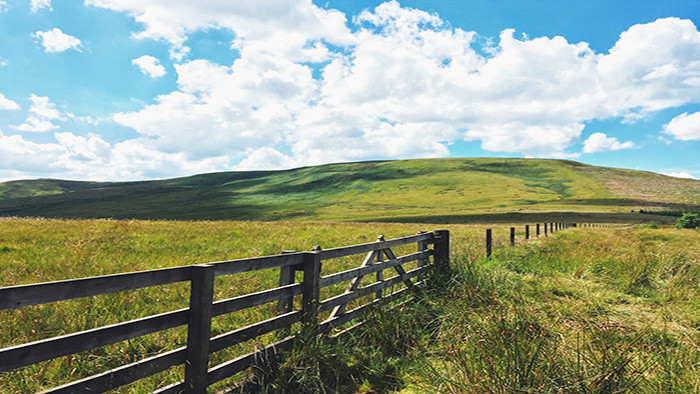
[[0, 158, 697, 223]]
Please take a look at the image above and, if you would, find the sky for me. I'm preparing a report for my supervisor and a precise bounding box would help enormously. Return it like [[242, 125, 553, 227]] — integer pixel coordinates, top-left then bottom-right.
[[0, 0, 698, 182]]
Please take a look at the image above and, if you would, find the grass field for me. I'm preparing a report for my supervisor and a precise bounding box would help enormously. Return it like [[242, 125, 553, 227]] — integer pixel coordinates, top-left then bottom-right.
[[1, 158, 697, 222], [1, 218, 697, 392], [0, 218, 487, 392], [249, 225, 699, 393]]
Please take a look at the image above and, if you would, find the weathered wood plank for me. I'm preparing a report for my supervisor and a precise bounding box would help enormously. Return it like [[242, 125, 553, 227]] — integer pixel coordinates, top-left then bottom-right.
[[382, 248, 416, 290], [319, 286, 411, 334], [0, 266, 191, 310], [318, 265, 428, 313], [40, 347, 186, 393], [212, 283, 303, 317], [207, 336, 295, 385], [209, 310, 301, 354], [151, 381, 185, 394], [319, 250, 430, 288], [210, 253, 304, 277], [329, 248, 377, 318], [0, 308, 188, 373], [318, 233, 435, 260]]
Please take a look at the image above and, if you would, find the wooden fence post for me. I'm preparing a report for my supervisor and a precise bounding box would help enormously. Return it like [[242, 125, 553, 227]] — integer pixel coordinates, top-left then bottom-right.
[[185, 264, 215, 394], [486, 229, 492, 258], [525, 225, 530, 240], [376, 237, 385, 301], [536, 223, 540, 237], [544, 222, 548, 235], [433, 229, 450, 266], [277, 251, 297, 316], [417, 231, 428, 281], [510, 227, 515, 246], [301, 249, 321, 334]]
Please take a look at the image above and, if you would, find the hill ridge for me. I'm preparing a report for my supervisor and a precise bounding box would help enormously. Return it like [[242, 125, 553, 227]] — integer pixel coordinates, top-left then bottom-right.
[[0, 158, 697, 222]]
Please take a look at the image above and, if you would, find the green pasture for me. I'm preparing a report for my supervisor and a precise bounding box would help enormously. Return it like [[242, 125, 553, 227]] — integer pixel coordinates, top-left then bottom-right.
[[1, 158, 697, 222], [1, 219, 697, 392], [0, 218, 484, 392]]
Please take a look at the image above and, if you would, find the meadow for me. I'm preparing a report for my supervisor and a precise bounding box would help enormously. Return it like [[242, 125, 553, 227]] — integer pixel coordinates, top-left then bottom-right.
[[250, 225, 699, 393], [0, 218, 488, 392], [0, 218, 697, 392]]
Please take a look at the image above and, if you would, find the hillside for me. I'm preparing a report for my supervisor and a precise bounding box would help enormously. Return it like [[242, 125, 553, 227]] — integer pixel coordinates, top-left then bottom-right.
[[0, 158, 697, 223]]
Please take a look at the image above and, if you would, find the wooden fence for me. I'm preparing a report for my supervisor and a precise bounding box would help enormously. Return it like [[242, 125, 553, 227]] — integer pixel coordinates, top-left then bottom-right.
[[485, 222, 619, 257], [0, 230, 449, 393]]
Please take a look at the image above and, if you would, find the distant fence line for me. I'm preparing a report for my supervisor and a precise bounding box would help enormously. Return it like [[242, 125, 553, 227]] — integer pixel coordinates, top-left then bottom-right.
[[0, 230, 449, 393], [485, 222, 622, 257]]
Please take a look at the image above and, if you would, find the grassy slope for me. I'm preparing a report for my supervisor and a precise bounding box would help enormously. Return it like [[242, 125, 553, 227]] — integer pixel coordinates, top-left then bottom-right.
[[0, 158, 697, 223]]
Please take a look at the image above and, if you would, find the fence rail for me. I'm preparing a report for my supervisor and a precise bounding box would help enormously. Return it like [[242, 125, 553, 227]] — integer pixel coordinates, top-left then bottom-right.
[[0, 229, 448, 393]]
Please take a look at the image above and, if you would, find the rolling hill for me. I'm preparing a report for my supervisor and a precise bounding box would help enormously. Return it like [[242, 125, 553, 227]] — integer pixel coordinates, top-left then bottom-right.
[[0, 158, 697, 223]]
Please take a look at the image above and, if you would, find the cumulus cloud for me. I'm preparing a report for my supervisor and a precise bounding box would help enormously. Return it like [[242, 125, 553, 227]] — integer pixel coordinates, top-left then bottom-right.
[[582, 132, 635, 153], [84, 0, 354, 60], [660, 171, 696, 179], [132, 55, 166, 78], [10, 1, 700, 179], [0, 93, 19, 110], [33, 28, 81, 53], [13, 94, 68, 132], [0, 129, 227, 181], [30, 0, 51, 12], [663, 112, 700, 141], [597, 18, 700, 118]]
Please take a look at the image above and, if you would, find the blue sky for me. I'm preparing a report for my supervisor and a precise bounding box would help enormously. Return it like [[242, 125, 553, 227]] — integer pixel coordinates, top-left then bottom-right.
[[0, 0, 698, 181]]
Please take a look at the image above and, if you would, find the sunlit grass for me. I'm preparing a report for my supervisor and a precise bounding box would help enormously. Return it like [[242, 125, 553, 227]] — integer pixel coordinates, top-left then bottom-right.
[[0, 217, 483, 392], [2, 158, 697, 222], [1, 219, 697, 392]]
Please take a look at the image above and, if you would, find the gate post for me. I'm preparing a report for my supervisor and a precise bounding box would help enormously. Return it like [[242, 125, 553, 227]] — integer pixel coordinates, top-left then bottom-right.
[[185, 264, 215, 393], [433, 229, 450, 266], [301, 249, 321, 334]]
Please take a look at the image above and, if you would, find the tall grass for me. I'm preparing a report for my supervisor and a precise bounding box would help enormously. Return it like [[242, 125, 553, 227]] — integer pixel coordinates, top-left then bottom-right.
[[0, 218, 482, 392], [237, 227, 698, 393], [412, 227, 699, 393], [1, 219, 697, 392]]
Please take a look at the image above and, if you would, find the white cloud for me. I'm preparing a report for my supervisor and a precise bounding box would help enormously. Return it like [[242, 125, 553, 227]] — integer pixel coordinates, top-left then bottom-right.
[[15, 115, 59, 133], [660, 171, 696, 179], [0, 93, 19, 110], [582, 132, 635, 153], [33, 28, 81, 53], [597, 18, 700, 118], [13, 95, 69, 133], [236, 147, 299, 171], [84, 0, 354, 60], [132, 55, 166, 78], [26, 95, 64, 120], [99, 5, 700, 173], [0, 130, 226, 181], [663, 112, 700, 141], [5, 2, 699, 180], [30, 0, 51, 12]]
